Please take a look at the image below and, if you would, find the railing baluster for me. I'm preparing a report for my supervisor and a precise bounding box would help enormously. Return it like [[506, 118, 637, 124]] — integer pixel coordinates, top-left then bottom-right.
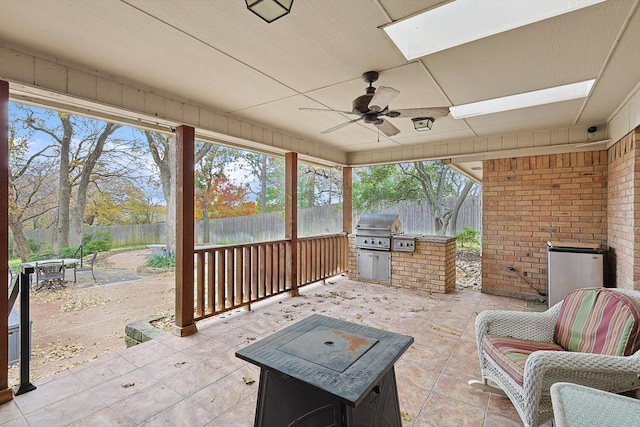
[[252, 245, 259, 299], [235, 247, 243, 306], [217, 249, 225, 311], [196, 252, 205, 318], [207, 251, 215, 315]]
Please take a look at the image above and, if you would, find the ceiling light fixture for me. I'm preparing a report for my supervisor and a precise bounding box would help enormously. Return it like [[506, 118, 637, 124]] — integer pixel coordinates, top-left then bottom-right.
[[246, 0, 293, 23], [412, 117, 434, 131], [384, 0, 605, 59], [450, 79, 596, 119]]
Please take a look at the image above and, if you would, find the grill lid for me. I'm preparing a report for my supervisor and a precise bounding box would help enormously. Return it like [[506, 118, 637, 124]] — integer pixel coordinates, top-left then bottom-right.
[[355, 214, 401, 233]]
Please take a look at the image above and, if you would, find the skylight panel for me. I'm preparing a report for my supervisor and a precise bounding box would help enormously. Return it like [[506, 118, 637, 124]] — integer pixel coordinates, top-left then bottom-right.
[[384, 0, 605, 59], [449, 79, 596, 119]]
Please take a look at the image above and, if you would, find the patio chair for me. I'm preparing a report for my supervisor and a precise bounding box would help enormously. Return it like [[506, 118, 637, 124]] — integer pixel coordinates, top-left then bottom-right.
[[74, 251, 97, 282], [35, 261, 66, 291], [469, 287, 640, 427]]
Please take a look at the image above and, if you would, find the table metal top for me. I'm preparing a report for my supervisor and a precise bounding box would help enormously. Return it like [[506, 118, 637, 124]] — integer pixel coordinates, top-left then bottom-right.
[[235, 314, 413, 406], [22, 258, 80, 271]]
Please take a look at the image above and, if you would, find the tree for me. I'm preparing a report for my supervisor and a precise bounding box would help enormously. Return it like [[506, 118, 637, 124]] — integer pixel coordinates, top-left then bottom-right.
[[240, 155, 286, 213], [17, 105, 146, 248], [194, 144, 244, 241], [144, 131, 214, 249], [402, 161, 476, 235], [85, 180, 162, 225], [354, 160, 477, 236], [298, 164, 342, 208], [243, 153, 269, 213], [196, 176, 256, 219], [7, 125, 59, 260]]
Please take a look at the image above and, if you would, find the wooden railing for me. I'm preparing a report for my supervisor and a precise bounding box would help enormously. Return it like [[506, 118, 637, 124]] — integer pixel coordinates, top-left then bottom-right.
[[193, 233, 348, 321]]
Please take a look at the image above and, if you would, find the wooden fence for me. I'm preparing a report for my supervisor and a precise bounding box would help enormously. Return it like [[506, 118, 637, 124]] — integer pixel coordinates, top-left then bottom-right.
[[11, 196, 481, 252]]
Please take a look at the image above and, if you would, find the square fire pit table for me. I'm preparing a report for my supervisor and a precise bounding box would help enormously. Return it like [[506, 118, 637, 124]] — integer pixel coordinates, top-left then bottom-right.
[[235, 313, 414, 426]]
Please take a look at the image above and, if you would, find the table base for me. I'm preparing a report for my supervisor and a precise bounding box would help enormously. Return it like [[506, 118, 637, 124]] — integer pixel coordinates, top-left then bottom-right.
[[254, 366, 402, 427]]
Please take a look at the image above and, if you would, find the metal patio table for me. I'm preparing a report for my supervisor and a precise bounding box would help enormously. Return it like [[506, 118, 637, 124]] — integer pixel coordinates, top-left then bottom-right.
[[236, 313, 414, 427]]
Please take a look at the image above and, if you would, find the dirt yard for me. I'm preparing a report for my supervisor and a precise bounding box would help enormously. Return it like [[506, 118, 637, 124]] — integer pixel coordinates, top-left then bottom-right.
[[8, 249, 175, 387], [8, 247, 482, 387]]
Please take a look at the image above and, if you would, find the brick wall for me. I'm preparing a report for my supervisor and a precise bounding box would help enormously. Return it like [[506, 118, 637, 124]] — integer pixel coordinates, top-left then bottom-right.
[[607, 129, 640, 289], [482, 152, 608, 299], [607, 134, 635, 288]]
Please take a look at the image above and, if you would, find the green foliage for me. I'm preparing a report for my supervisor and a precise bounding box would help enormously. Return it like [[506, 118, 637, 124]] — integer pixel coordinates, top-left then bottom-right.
[[82, 229, 113, 252], [27, 238, 42, 253], [8, 259, 22, 272], [146, 254, 175, 268], [456, 226, 480, 248], [60, 247, 78, 258]]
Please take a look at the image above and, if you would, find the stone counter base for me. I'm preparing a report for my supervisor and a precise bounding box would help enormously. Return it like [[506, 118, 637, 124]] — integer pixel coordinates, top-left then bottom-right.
[[347, 236, 457, 294]]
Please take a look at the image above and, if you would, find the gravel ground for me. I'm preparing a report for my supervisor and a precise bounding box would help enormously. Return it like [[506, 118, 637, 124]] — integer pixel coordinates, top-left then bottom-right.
[[8, 247, 482, 386]]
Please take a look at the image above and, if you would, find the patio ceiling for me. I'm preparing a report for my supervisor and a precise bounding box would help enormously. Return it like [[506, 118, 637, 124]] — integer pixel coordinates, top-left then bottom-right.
[[1, 1, 640, 180]]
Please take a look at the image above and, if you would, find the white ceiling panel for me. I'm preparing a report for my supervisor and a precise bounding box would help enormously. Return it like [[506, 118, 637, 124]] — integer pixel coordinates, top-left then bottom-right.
[[0, 0, 639, 180]]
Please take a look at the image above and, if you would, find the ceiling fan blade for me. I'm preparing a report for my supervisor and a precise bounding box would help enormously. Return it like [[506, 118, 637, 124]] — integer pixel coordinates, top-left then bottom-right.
[[374, 119, 400, 137], [321, 117, 363, 134], [369, 86, 400, 112], [299, 107, 357, 115], [392, 107, 450, 118]]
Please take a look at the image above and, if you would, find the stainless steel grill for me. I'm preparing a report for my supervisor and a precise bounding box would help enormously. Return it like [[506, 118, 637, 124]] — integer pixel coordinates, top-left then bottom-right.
[[355, 214, 401, 251], [355, 214, 416, 253], [355, 214, 417, 283]]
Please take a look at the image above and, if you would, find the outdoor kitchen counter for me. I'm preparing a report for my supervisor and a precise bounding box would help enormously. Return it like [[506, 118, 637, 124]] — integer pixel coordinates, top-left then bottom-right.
[[415, 235, 454, 243], [347, 234, 457, 294]]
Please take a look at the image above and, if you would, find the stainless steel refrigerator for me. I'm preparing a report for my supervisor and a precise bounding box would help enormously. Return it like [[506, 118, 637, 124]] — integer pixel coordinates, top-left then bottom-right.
[[547, 241, 604, 308]]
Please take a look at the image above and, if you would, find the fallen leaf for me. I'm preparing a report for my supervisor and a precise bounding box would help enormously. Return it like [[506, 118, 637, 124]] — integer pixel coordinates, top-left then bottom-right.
[[243, 376, 255, 385], [122, 382, 135, 388]]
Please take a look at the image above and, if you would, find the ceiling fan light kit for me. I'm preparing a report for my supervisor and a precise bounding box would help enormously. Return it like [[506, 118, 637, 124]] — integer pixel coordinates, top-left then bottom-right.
[[412, 117, 434, 131], [300, 71, 449, 137], [246, 0, 293, 23]]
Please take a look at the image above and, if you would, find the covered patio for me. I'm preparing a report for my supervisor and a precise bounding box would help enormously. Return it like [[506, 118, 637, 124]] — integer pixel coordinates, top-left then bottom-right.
[[2, 1, 640, 424], [0, 277, 530, 426]]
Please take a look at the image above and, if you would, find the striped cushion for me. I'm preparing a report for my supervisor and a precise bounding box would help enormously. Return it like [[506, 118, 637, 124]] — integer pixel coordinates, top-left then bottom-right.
[[482, 335, 564, 386], [554, 288, 640, 356]]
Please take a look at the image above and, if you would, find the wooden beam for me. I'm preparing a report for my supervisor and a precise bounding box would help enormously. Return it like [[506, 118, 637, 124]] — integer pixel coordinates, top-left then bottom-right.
[[0, 80, 11, 403], [285, 152, 298, 296], [342, 167, 352, 234], [172, 125, 197, 337]]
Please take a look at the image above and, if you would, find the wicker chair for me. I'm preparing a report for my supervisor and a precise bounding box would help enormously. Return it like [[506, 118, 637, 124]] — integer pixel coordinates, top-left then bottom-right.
[[469, 287, 640, 427]]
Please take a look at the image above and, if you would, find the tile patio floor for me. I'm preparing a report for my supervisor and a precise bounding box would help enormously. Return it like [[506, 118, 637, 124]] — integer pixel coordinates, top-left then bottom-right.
[[1, 277, 540, 426]]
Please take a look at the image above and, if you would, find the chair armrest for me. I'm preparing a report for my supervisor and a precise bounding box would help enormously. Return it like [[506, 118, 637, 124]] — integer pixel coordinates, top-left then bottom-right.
[[475, 304, 562, 344], [524, 350, 640, 392], [527, 350, 640, 373]]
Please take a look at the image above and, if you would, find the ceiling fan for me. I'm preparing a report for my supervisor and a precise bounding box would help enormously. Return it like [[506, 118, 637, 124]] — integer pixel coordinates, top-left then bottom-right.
[[300, 71, 450, 137]]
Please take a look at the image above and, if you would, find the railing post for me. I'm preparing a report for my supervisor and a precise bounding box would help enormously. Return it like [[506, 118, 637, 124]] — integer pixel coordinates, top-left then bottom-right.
[[285, 152, 298, 296], [0, 79, 12, 403], [173, 125, 197, 337], [14, 268, 36, 395]]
